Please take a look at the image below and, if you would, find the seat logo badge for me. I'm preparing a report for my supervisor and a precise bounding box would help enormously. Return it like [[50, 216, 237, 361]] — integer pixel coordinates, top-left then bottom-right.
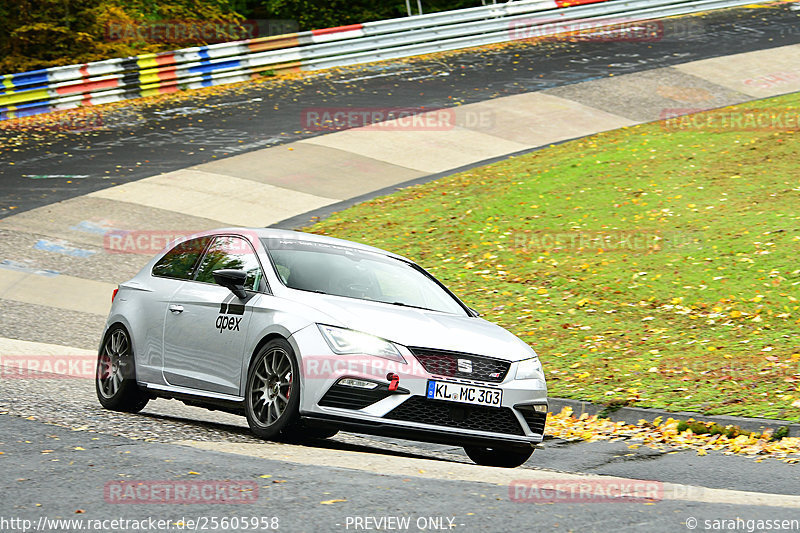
[[216, 297, 244, 333], [457, 359, 473, 373]]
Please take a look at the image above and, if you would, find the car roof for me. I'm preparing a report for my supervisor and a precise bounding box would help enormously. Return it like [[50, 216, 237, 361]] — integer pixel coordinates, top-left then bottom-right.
[[200, 227, 411, 263]]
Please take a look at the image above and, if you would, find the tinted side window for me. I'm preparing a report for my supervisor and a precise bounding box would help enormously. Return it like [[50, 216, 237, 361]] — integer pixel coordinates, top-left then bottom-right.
[[194, 236, 264, 291], [152, 237, 210, 280]]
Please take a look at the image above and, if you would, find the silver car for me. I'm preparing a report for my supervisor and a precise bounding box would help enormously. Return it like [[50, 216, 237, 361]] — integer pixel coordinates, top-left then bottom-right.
[[96, 228, 548, 467]]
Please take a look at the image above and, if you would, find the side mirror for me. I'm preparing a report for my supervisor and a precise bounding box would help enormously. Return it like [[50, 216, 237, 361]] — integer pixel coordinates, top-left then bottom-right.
[[212, 269, 248, 299]]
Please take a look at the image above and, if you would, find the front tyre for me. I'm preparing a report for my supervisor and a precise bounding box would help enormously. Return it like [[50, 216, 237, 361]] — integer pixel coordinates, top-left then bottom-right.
[[96, 325, 149, 413], [464, 445, 534, 468], [245, 339, 300, 440]]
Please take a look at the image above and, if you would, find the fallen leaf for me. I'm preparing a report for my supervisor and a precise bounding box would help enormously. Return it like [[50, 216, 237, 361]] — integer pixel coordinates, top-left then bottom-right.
[[320, 499, 347, 505]]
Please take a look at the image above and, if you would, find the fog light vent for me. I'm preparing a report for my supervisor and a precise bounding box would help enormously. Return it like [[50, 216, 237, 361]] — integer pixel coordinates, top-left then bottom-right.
[[339, 378, 379, 389]]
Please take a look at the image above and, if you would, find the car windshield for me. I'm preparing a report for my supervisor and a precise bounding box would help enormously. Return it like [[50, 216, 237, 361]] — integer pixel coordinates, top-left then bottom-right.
[[262, 238, 467, 315]]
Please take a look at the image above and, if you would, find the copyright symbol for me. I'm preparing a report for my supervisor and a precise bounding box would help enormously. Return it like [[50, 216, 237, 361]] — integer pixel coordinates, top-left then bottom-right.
[[686, 517, 697, 530]]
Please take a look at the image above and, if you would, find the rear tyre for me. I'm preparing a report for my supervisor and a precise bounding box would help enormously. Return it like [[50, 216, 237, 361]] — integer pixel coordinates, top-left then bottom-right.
[[96, 326, 149, 413], [464, 445, 534, 468], [245, 339, 300, 440]]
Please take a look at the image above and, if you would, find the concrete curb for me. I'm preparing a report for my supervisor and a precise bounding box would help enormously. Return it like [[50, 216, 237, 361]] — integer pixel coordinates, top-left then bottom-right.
[[269, 143, 564, 230], [548, 397, 800, 438]]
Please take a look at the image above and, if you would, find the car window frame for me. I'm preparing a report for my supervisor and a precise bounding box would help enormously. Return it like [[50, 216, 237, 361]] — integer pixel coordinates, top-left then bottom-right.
[[191, 233, 271, 295]]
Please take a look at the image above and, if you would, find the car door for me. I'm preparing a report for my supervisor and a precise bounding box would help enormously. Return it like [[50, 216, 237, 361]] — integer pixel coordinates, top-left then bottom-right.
[[135, 236, 212, 384], [162, 234, 266, 396]]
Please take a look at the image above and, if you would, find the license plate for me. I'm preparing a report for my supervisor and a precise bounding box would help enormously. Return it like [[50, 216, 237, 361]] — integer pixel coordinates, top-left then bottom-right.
[[426, 380, 502, 407]]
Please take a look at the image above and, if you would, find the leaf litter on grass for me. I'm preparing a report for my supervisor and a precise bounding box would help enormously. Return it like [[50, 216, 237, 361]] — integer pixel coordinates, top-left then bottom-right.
[[547, 407, 800, 463], [309, 92, 800, 420]]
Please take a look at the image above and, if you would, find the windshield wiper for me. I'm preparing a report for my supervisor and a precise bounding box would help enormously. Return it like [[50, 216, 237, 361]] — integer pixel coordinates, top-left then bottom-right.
[[388, 301, 436, 312]]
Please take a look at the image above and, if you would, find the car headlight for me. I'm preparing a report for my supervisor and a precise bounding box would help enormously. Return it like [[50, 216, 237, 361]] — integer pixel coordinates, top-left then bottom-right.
[[317, 324, 406, 363], [515, 356, 544, 380]]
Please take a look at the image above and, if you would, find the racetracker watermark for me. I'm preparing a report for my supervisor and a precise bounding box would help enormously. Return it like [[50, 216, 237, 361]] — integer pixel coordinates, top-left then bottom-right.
[[743, 69, 800, 90], [0, 516, 280, 531], [104, 230, 197, 255], [510, 479, 663, 503], [301, 355, 428, 382], [509, 17, 663, 42], [685, 516, 800, 531], [104, 480, 259, 504], [301, 107, 494, 131], [340, 516, 459, 530], [660, 108, 800, 131], [0, 355, 96, 379], [103, 230, 260, 255], [512, 230, 702, 254], [104, 19, 297, 44]]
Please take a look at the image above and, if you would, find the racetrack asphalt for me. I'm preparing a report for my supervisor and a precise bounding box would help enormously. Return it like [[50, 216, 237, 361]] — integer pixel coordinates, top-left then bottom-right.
[[4, 414, 799, 533], [2, 4, 800, 217], [2, 5, 800, 531], [2, 391, 800, 533]]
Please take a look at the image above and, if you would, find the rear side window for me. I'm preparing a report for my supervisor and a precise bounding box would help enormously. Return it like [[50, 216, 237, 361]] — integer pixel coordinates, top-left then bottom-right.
[[151, 237, 211, 280], [193, 235, 265, 291]]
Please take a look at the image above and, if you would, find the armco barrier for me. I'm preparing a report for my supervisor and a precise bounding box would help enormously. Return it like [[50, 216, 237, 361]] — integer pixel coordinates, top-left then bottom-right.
[[0, 0, 763, 121]]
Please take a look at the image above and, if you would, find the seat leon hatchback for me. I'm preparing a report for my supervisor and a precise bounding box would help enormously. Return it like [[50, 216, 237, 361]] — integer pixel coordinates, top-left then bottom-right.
[[96, 228, 548, 467]]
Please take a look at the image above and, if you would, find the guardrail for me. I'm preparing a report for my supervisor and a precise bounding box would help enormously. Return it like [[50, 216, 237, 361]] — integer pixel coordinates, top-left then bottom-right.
[[0, 0, 760, 121]]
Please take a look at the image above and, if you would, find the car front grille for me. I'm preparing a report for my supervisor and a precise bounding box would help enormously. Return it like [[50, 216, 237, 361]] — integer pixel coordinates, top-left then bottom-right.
[[519, 409, 547, 435], [319, 383, 393, 410], [384, 396, 524, 436], [409, 348, 511, 383]]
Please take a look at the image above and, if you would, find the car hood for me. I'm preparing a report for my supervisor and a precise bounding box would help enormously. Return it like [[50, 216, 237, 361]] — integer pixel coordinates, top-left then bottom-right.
[[292, 292, 535, 362]]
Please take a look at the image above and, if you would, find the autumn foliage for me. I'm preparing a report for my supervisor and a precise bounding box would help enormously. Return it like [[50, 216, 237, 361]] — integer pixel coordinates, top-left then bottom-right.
[[0, 0, 244, 73]]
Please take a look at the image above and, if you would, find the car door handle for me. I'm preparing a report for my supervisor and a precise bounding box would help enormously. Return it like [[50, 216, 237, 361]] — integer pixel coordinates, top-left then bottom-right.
[[169, 305, 184, 314]]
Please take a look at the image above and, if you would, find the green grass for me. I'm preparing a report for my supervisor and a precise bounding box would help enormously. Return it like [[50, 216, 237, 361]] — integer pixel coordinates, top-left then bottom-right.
[[308, 93, 800, 420]]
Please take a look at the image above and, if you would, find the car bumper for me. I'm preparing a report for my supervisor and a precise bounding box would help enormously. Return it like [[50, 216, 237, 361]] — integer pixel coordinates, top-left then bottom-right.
[[289, 325, 548, 446]]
